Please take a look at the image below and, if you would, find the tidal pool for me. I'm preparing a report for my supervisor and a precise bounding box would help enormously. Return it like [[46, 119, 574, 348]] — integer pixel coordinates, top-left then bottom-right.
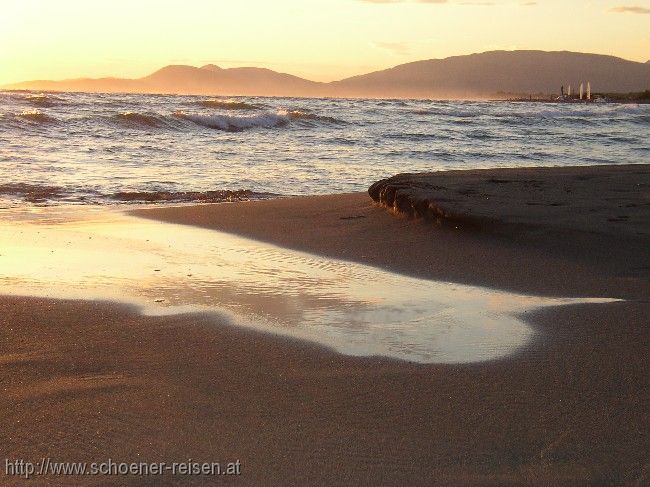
[[0, 206, 617, 363]]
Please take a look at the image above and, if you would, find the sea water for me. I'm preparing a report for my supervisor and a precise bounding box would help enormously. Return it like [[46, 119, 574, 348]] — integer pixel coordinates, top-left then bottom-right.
[[1, 91, 648, 206]]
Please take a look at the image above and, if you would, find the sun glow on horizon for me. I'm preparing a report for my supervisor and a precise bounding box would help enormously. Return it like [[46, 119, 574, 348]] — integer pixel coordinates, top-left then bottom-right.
[[1, 0, 648, 85]]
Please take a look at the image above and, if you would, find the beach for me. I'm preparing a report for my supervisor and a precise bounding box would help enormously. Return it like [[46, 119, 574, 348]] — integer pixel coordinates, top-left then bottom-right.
[[1, 165, 648, 485]]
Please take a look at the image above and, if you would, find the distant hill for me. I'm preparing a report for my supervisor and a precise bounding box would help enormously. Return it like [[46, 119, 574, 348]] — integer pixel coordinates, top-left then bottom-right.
[[140, 65, 323, 96], [7, 65, 324, 97], [5, 51, 649, 99], [330, 51, 650, 98]]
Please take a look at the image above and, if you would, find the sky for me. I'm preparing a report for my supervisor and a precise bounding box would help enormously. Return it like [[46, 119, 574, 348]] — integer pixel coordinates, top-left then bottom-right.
[[1, 0, 648, 85]]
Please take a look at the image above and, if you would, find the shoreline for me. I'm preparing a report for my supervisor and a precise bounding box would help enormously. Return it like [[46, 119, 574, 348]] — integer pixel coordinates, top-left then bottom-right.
[[2, 164, 648, 484], [131, 204, 647, 302]]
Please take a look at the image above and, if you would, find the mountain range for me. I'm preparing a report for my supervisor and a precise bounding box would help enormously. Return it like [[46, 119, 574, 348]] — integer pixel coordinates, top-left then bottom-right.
[[5, 50, 649, 99]]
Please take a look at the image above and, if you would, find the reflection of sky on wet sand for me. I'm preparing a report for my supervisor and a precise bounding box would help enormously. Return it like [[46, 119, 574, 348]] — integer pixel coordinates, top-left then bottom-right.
[[0, 207, 616, 364]]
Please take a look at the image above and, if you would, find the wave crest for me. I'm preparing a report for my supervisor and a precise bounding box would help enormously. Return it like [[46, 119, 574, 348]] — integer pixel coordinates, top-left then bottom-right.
[[197, 99, 260, 110], [17, 110, 55, 123], [25, 94, 61, 107], [116, 111, 165, 128], [174, 111, 288, 131], [411, 108, 475, 117], [280, 110, 344, 125]]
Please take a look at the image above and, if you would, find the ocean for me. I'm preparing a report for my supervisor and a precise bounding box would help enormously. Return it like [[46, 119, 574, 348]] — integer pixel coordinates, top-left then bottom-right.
[[1, 90, 648, 207]]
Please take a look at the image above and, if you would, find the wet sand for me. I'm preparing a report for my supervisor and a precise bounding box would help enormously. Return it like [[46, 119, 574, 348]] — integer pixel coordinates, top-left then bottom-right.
[[134, 191, 648, 300], [2, 296, 646, 486], [2, 166, 649, 485]]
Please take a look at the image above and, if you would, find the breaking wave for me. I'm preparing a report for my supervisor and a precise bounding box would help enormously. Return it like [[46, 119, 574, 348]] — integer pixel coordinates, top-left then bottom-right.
[[0, 182, 275, 205], [0, 183, 67, 203], [280, 110, 345, 125], [17, 110, 55, 123], [174, 109, 344, 131], [109, 189, 274, 203], [197, 99, 261, 110], [174, 111, 289, 131], [4, 103, 344, 132]]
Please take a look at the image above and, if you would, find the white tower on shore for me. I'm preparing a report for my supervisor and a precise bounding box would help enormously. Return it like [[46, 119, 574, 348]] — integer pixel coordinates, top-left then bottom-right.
[[568, 85, 572, 96], [587, 82, 591, 100], [580, 83, 584, 100]]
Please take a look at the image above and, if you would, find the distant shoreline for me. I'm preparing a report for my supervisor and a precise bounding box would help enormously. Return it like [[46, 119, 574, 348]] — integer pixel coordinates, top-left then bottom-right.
[[4, 51, 649, 100], [3, 86, 649, 104], [494, 94, 650, 104]]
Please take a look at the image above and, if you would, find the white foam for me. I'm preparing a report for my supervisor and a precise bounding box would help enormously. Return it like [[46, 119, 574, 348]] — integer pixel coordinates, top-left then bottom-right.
[[175, 111, 288, 131]]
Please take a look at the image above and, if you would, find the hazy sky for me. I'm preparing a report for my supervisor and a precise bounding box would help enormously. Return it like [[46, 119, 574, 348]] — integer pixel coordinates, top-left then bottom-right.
[[1, 0, 648, 84]]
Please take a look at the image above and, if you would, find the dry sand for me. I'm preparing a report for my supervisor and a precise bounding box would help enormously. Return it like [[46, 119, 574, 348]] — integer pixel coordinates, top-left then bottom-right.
[[2, 165, 649, 485]]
